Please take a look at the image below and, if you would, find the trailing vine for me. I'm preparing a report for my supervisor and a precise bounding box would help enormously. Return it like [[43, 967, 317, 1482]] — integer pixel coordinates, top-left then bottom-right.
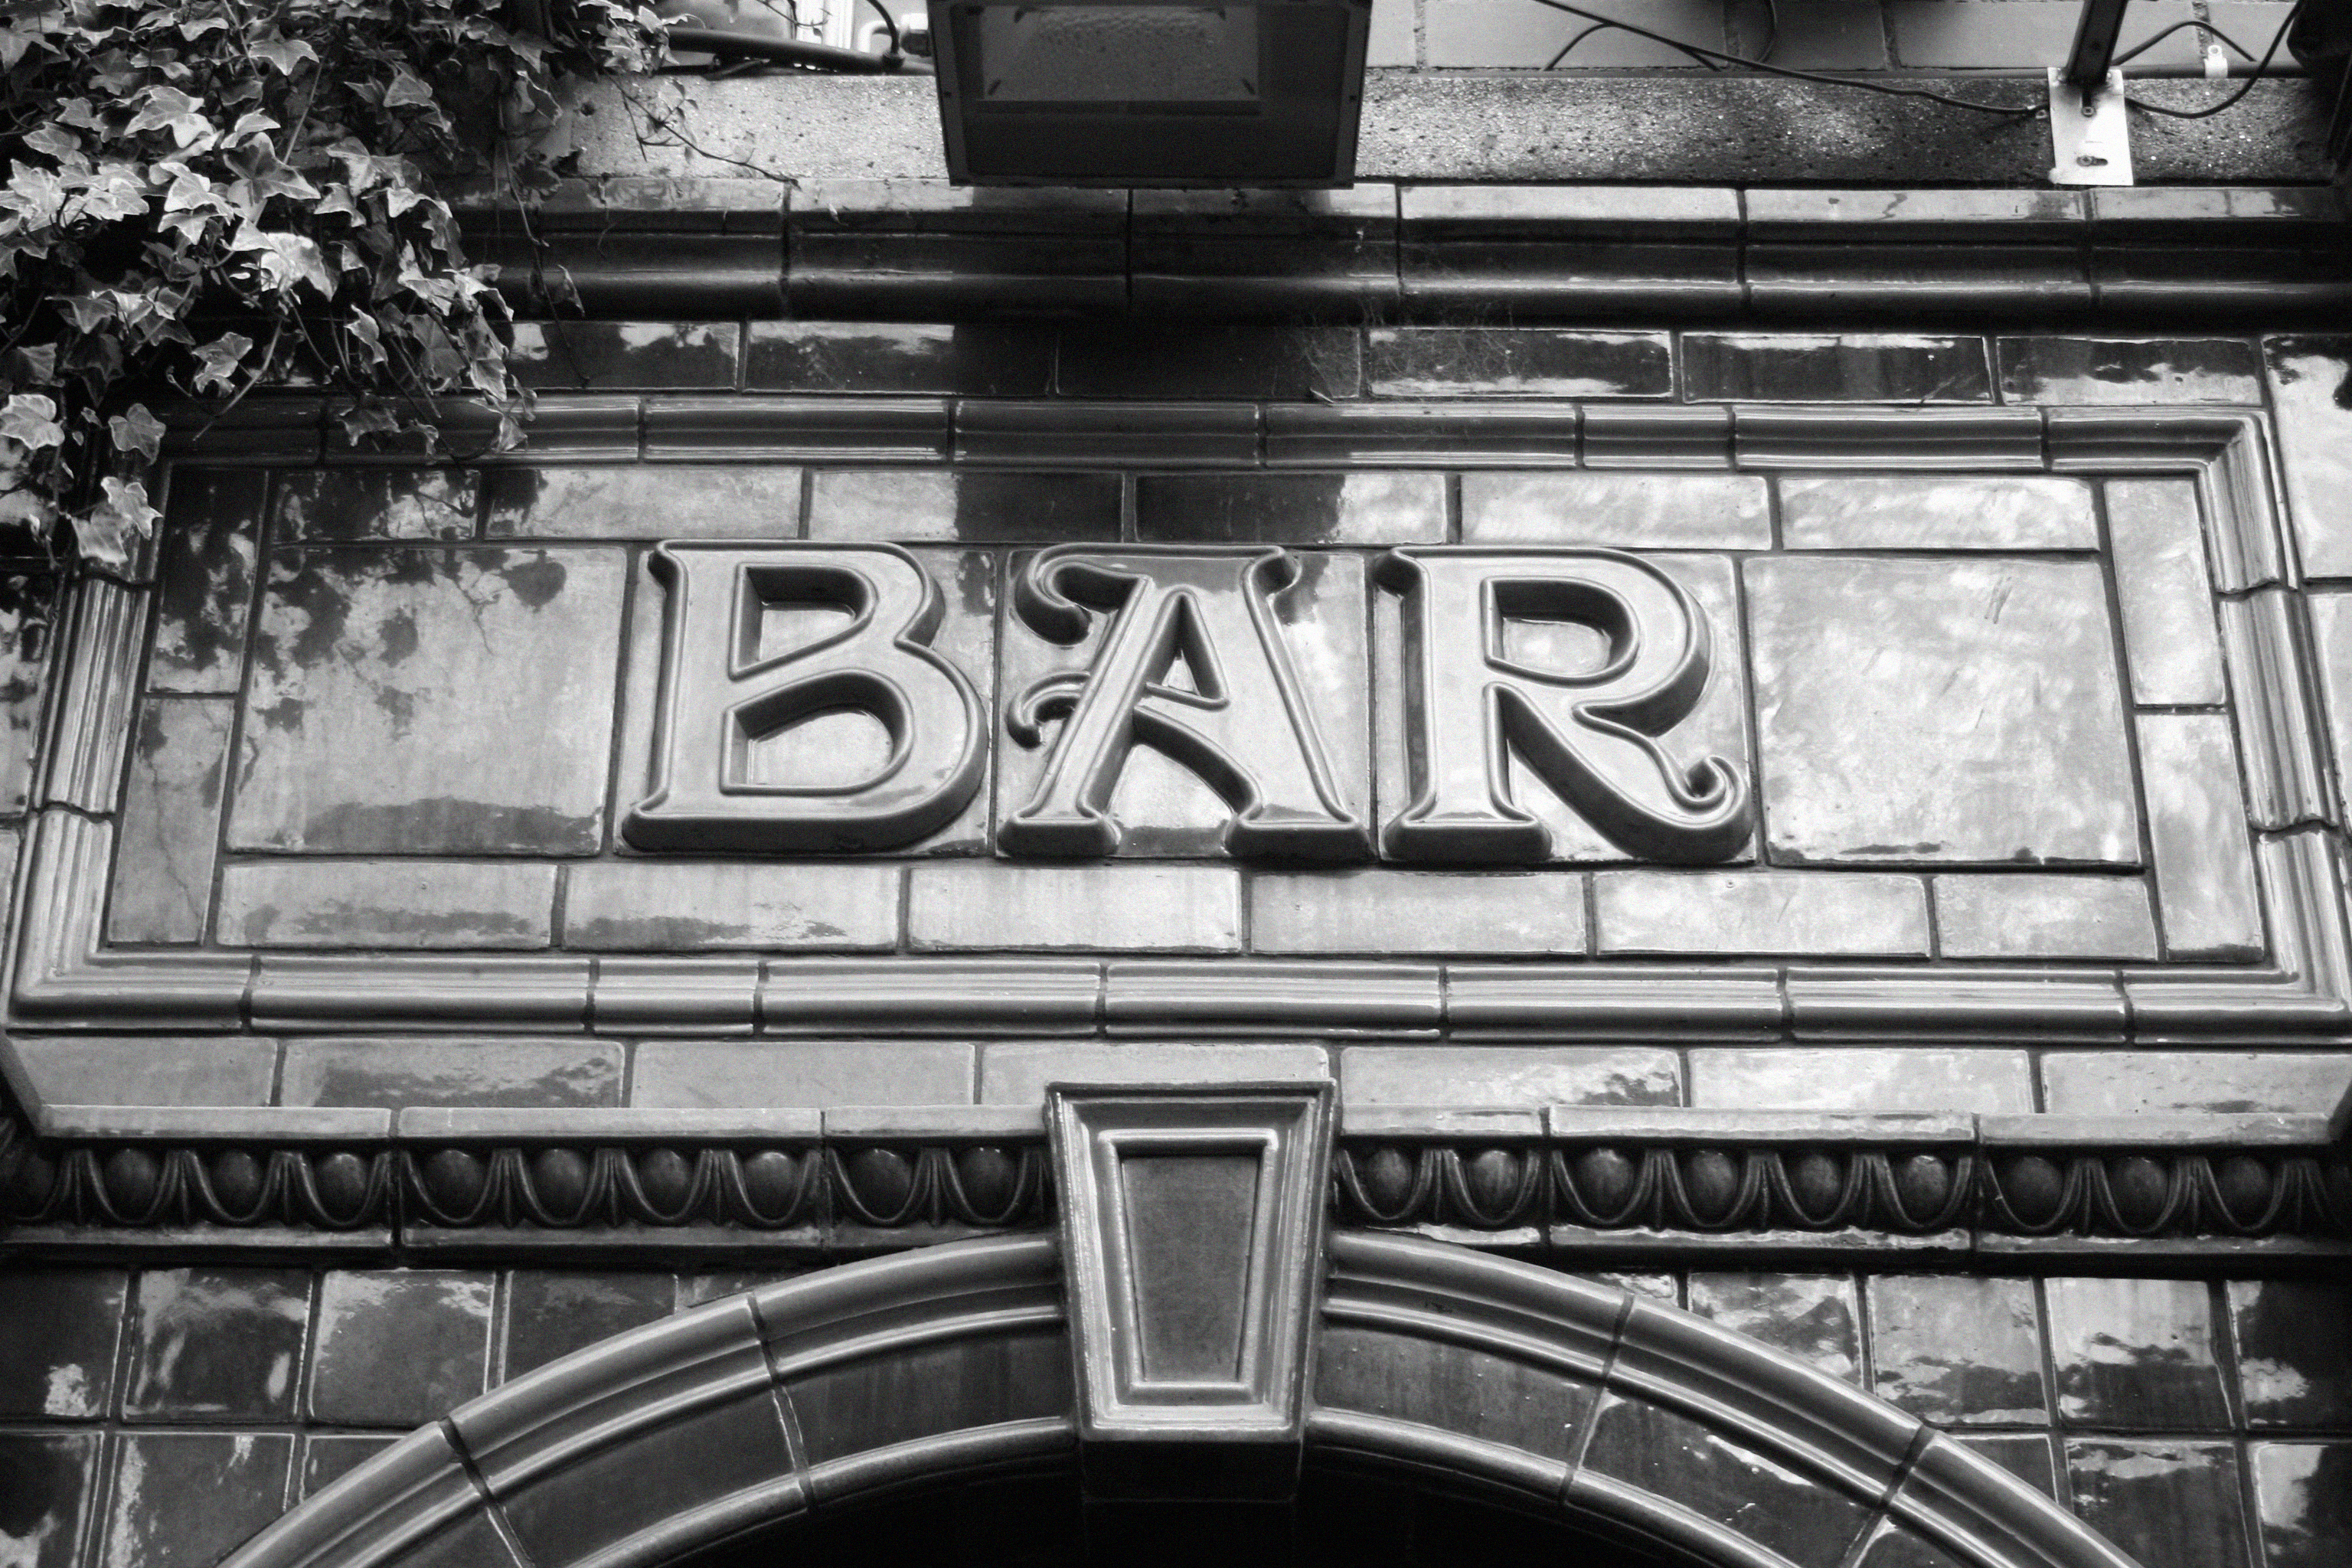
[[1, 0, 666, 565]]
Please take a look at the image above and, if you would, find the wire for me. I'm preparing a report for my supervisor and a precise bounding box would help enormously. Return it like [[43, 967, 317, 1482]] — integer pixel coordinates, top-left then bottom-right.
[[1521, 0, 2047, 115], [2110, 16, 2261, 68], [862, 0, 903, 58], [1544, 23, 1614, 68], [2127, 0, 2303, 116], [1757, 0, 1779, 64]]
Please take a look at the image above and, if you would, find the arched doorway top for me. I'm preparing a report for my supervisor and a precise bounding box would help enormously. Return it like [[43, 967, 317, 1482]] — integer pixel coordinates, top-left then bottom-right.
[[222, 1229, 2141, 1568]]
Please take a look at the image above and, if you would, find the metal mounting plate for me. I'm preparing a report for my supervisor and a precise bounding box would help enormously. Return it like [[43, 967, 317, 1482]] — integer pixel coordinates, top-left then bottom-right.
[[2050, 66, 2135, 186]]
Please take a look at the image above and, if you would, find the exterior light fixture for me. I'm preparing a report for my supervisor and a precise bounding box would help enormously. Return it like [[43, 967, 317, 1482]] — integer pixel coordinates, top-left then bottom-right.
[[925, 0, 1372, 185]]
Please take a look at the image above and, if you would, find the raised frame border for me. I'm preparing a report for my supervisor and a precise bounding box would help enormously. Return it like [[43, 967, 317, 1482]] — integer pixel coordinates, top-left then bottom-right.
[[8, 400, 2346, 1050]]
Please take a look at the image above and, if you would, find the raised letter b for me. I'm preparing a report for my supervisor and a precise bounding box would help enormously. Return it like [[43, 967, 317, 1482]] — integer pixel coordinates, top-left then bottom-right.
[[624, 543, 985, 853]]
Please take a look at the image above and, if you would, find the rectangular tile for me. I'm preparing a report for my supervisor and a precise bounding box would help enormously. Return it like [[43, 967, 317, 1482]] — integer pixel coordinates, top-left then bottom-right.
[[1998, 337, 2264, 405], [745, 322, 1054, 397], [979, 1042, 1328, 1103], [1746, 557, 2141, 867], [2107, 479, 2227, 706], [1054, 325, 1361, 401], [229, 547, 627, 854], [149, 468, 263, 693], [123, 1267, 312, 1418], [0, 1270, 127, 1416], [2047, 1278, 2232, 1429], [217, 861, 557, 948], [563, 863, 900, 951], [2132, 713, 2265, 959], [2229, 1280, 2352, 1429], [0, 1433, 98, 1568], [1869, 1276, 2047, 1424], [2252, 1441, 2352, 1568], [10, 1036, 277, 1109], [279, 1037, 624, 1109], [1778, 475, 2096, 550], [2040, 1051, 2352, 1114], [102, 1431, 296, 1568], [481, 466, 802, 541], [807, 470, 1120, 544], [273, 466, 478, 542], [1461, 472, 1769, 549], [909, 865, 1240, 952], [2304, 590, 2352, 810], [1367, 328, 1672, 398], [1687, 1047, 2032, 1112], [1250, 870, 1586, 956], [1689, 1274, 1861, 1383], [511, 322, 740, 390], [1341, 1045, 1678, 1106], [106, 700, 232, 945], [1135, 473, 1446, 545], [1684, 333, 1992, 403], [1595, 870, 1928, 956], [308, 1269, 494, 1426], [1933, 874, 2158, 960], [2265, 336, 2352, 578], [2067, 1441, 2250, 1568], [632, 1040, 975, 1108]]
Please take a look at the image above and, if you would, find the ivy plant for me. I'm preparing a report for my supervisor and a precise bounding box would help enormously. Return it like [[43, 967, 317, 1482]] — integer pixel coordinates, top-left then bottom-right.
[[1, 0, 665, 565]]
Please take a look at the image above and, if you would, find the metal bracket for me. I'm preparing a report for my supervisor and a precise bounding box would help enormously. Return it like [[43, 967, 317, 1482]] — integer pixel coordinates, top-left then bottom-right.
[[2049, 66, 2135, 186]]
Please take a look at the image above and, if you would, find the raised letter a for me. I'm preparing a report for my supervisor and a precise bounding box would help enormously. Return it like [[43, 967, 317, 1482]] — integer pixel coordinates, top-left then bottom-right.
[[624, 543, 985, 853], [1379, 548, 1749, 864], [1002, 546, 1367, 860]]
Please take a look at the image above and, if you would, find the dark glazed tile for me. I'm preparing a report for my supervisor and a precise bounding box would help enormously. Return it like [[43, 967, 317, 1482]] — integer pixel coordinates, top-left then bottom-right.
[[149, 468, 262, 693], [2066, 1441, 2249, 1568], [0, 1269, 127, 1416], [1367, 328, 1671, 398], [1135, 473, 1444, 545], [1578, 1393, 1872, 1567], [2265, 336, 2352, 578], [2045, 1278, 2231, 1429], [1684, 334, 1991, 403], [678, 1269, 812, 1307], [747, 322, 1054, 396], [511, 322, 739, 390], [2229, 1279, 2352, 1428], [106, 700, 231, 945], [272, 467, 478, 541], [808, 469, 1120, 544], [308, 1270, 494, 1427], [123, 1267, 312, 1419], [2254, 1442, 2352, 1568], [501, 1272, 676, 1379], [1955, 1434, 2060, 1498], [0, 1432, 99, 1568], [101, 1430, 293, 1568], [1055, 325, 1361, 401], [1687, 1274, 1860, 1383], [1998, 337, 2262, 404], [482, 466, 803, 541], [299, 1433, 403, 1498], [279, 1037, 622, 1109], [1869, 1277, 2046, 1425], [230, 547, 626, 854]]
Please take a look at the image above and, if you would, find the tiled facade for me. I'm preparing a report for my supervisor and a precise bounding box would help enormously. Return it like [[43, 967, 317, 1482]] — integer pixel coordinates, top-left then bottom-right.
[[2, 1262, 2346, 1567]]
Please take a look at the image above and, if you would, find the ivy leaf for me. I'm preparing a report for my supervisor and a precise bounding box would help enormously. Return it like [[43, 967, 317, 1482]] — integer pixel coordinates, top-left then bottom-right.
[[191, 330, 251, 394], [73, 171, 149, 222], [0, 394, 67, 456], [383, 67, 436, 109], [108, 403, 165, 462], [77, 475, 158, 566], [1, 164, 68, 227], [60, 293, 119, 332], [10, 344, 57, 384], [250, 34, 317, 73], [124, 86, 215, 149], [23, 123, 83, 162], [224, 110, 281, 145], [226, 142, 318, 206]]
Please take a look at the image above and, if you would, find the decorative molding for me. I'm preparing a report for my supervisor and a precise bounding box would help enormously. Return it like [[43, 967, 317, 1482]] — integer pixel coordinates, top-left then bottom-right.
[[3, 1105, 2342, 1251], [215, 1227, 2142, 1568], [1048, 1083, 1334, 1485]]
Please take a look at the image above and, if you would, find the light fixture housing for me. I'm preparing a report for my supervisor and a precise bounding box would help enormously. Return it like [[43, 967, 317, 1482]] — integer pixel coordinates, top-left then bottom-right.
[[926, 0, 1371, 186]]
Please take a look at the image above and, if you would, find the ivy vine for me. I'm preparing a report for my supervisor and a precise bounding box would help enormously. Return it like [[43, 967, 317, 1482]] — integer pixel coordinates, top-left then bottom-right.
[[1, 0, 666, 565]]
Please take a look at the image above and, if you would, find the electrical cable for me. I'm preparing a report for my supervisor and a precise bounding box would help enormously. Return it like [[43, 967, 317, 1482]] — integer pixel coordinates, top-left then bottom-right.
[[1522, 0, 2046, 114], [862, 0, 903, 59], [2109, 16, 2261, 68], [1757, 0, 1779, 64], [2125, 0, 2302, 116]]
